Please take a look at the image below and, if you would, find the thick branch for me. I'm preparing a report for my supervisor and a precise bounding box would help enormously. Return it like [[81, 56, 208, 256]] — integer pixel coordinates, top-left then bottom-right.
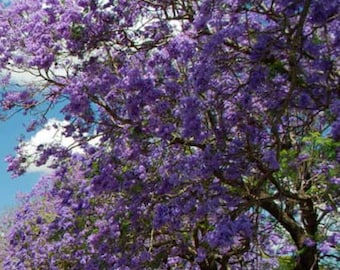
[[259, 199, 304, 246]]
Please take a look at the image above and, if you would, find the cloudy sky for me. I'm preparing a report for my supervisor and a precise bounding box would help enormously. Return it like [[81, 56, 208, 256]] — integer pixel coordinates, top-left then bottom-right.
[[0, 115, 40, 213], [0, 98, 100, 214], [0, 111, 66, 214], [0, 68, 70, 214], [0, 0, 68, 214], [0, 0, 100, 215]]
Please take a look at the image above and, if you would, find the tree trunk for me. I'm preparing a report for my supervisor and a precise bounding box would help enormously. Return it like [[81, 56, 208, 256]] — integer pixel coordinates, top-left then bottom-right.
[[294, 244, 319, 270], [294, 198, 319, 270], [259, 199, 320, 270]]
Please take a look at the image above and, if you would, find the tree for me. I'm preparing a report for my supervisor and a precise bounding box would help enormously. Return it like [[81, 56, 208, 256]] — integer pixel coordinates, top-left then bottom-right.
[[0, 0, 339, 269], [0, 208, 15, 267]]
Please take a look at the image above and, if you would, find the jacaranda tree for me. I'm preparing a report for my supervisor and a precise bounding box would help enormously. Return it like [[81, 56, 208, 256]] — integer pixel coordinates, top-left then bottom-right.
[[0, 0, 339, 269]]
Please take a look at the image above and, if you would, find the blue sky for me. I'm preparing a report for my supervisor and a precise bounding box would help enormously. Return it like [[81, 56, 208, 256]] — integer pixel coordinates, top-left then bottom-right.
[[0, 88, 72, 216], [0, 0, 65, 213], [0, 0, 77, 213], [0, 103, 70, 215], [0, 112, 42, 214]]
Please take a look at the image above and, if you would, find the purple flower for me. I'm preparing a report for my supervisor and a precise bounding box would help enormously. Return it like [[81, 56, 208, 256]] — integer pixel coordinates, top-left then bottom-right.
[[263, 150, 280, 171], [298, 92, 313, 108], [331, 120, 340, 141], [195, 247, 207, 263], [319, 242, 332, 254], [303, 238, 316, 247], [330, 177, 340, 185], [0, 1, 338, 269], [153, 204, 170, 229]]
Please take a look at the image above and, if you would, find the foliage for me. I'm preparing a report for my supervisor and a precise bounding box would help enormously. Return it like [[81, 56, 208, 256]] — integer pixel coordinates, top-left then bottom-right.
[[0, 0, 339, 269]]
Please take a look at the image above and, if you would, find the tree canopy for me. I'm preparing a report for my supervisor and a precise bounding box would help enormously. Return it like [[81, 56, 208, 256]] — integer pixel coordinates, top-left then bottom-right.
[[0, 0, 339, 269]]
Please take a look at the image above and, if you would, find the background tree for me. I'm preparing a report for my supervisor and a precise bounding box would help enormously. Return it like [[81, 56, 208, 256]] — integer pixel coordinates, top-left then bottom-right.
[[0, 0, 339, 269], [0, 207, 15, 267]]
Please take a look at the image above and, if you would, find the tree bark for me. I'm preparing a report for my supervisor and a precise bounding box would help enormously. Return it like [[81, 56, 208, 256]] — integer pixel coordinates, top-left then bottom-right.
[[294, 244, 319, 270], [259, 199, 319, 270]]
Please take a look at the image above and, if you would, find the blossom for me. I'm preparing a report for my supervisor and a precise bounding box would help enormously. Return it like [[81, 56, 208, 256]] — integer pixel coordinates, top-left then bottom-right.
[[0, 1, 338, 269]]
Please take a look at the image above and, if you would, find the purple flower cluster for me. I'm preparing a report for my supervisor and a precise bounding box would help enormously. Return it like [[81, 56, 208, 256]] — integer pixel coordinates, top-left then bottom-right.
[[0, 0, 339, 269]]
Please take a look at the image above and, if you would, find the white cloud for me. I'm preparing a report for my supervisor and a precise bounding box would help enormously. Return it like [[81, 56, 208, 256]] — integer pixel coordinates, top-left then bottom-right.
[[27, 119, 74, 148], [19, 118, 76, 174], [2, 65, 68, 86], [20, 118, 101, 174]]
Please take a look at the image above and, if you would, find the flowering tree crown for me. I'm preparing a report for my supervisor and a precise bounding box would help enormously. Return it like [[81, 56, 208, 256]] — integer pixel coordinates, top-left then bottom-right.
[[0, 0, 339, 269]]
